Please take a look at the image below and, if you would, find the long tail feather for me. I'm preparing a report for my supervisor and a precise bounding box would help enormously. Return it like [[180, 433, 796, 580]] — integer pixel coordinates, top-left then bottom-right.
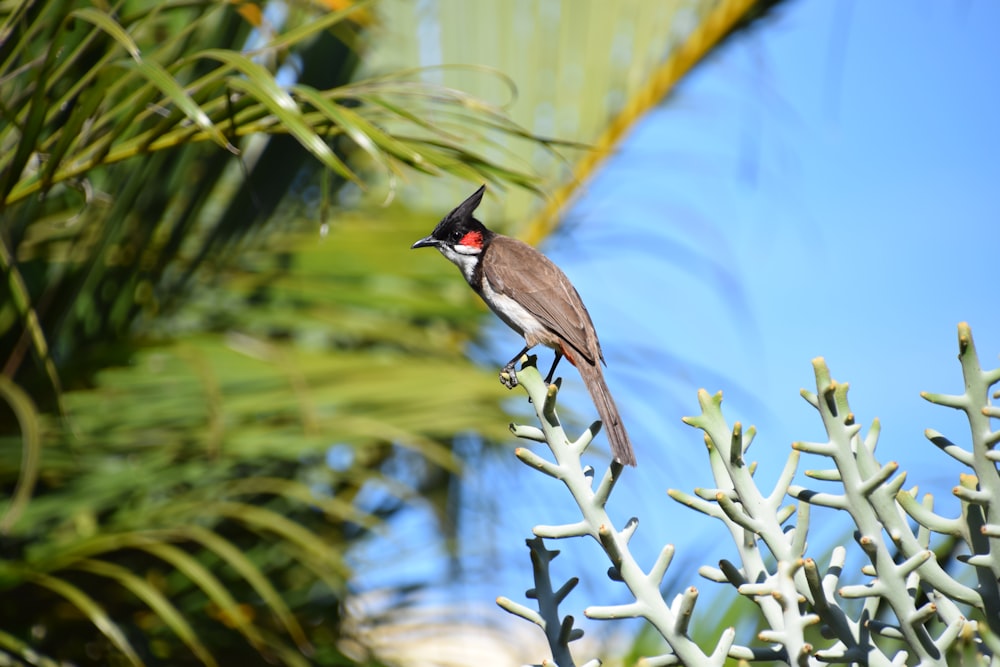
[[576, 361, 636, 466]]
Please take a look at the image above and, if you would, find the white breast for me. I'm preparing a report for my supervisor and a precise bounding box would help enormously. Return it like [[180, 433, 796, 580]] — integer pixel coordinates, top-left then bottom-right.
[[480, 278, 552, 347], [437, 242, 556, 349]]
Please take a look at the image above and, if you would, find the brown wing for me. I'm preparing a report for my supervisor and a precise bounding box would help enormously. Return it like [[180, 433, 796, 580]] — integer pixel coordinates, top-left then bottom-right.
[[483, 236, 603, 366]]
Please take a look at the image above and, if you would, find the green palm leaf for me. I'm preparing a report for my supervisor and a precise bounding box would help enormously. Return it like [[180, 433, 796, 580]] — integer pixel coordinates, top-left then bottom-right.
[[23, 571, 143, 666], [71, 558, 219, 667]]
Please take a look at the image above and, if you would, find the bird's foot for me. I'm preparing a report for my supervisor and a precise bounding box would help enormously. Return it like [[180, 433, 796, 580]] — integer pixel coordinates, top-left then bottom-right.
[[499, 362, 519, 389]]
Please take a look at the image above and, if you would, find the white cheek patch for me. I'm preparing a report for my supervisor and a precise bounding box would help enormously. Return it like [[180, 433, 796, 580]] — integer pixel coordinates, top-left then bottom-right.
[[437, 245, 479, 283], [453, 244, 482, 255]]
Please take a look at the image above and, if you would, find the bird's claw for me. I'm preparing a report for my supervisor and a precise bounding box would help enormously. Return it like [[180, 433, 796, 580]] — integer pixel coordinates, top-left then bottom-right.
[[499, 364, 519, 389]]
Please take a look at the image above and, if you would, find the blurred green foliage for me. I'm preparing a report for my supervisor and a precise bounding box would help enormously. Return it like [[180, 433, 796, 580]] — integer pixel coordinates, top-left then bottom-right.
[[0, 1, 541, 663], [0, 207, 519, 665]]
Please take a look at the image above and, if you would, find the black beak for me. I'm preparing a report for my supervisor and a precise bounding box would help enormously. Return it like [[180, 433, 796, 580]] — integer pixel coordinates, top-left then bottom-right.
[[411, 235, 439, 249]]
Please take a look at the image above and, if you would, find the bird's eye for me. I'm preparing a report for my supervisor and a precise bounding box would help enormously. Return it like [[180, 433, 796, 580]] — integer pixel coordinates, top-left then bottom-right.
[[450, 229, 463, 243]]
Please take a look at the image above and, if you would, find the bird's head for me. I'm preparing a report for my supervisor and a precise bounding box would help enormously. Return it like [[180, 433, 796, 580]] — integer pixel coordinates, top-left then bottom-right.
[[411, 185, 492, 259]]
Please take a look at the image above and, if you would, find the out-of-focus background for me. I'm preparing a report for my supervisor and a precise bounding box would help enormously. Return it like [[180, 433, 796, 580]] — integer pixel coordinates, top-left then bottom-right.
[[1, 0, 997, 665]]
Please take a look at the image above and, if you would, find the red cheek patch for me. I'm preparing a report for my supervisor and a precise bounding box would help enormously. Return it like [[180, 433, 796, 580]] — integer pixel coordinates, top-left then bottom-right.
[[458, 231, 483, 248]]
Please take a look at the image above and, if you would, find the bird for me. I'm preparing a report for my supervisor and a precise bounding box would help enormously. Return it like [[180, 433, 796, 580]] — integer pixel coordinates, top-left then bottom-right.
[[411, 184, 636, 466]]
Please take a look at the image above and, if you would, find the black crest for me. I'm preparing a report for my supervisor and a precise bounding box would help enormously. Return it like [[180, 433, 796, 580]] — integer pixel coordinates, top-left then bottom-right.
[[430, 185, 487, 240]]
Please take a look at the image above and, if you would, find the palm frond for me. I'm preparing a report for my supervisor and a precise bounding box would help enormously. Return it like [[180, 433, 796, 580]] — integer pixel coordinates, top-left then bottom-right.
[[1, 0, 547, 399], [0, 203, 517, 663]]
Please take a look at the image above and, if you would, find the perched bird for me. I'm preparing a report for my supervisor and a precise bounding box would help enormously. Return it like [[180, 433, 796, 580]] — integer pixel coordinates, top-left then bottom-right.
[[411, 185, 636, 466]]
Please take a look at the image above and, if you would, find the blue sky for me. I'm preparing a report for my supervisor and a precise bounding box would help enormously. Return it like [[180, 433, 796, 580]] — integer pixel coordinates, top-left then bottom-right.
[[446, 0, 1000, 637], [546, 0, 1000, 493]]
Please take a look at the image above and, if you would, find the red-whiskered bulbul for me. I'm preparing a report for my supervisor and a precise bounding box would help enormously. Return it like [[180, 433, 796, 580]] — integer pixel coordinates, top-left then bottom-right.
[[411, 185, 637, 466]]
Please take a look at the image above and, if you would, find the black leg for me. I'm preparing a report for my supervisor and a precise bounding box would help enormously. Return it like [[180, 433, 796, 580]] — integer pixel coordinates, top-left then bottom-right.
[[543, 351, 563, 385], [503, 345, 531, 373]]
